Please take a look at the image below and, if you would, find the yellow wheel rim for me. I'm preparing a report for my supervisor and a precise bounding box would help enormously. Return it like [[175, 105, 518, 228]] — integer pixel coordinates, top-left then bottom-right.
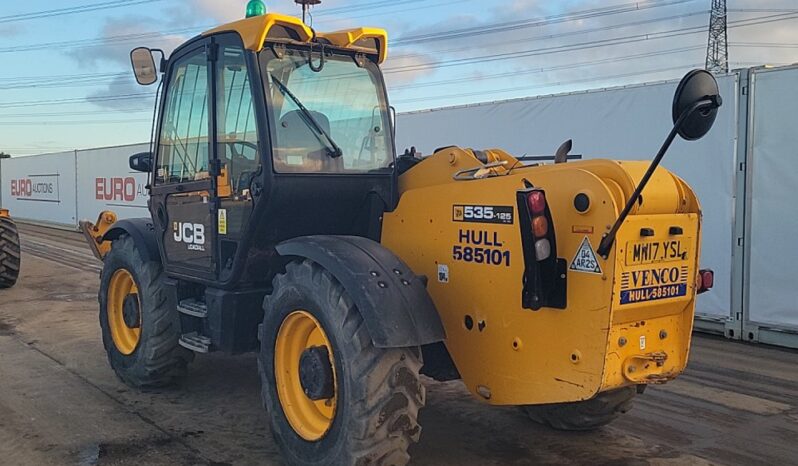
[[274, 310, 337, 441], [107, 269, 141, 355]]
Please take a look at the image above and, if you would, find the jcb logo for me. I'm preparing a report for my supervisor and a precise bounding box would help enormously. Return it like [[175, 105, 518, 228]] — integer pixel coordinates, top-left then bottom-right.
[[173, 222, 205, 251]]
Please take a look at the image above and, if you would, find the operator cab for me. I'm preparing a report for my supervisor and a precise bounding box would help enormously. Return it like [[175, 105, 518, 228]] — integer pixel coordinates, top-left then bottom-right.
[[130, 12, 396, 287]]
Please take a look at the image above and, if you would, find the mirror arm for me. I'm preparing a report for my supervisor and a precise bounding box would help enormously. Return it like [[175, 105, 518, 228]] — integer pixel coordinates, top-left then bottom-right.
[[389, 105, 397, 141], [596, 97, 720, 259]]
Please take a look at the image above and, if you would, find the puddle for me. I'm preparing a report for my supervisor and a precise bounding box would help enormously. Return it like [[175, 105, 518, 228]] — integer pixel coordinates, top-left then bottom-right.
[[76, 435, 231, 466], [76, 437, 175, 466]]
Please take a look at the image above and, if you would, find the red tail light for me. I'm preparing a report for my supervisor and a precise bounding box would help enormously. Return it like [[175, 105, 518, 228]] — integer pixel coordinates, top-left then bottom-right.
[[527, 191, 546, 214], [697, 269, 714, 294]]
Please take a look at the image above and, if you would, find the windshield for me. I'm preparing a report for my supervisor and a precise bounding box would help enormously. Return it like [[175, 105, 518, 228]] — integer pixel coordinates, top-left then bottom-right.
[[263, 47, 393, 173]]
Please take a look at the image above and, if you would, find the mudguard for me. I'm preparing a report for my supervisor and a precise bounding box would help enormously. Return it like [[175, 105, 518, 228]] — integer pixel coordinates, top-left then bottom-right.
[[276, 235, 445, 348], [102, 218, 161, 263]]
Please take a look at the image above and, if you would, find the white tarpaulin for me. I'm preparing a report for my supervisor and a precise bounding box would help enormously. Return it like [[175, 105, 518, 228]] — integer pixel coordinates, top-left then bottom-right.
[[396, 76, 739, 319], [0, 151, 78, 227], [746, 66, 798, 329], [76, 143, 151, 223]]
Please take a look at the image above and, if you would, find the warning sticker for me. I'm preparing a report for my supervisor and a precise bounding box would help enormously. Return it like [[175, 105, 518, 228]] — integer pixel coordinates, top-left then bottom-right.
[[218, 209, 228, 235], [437, 264, 449, 283], [570, 237, 602, 274]]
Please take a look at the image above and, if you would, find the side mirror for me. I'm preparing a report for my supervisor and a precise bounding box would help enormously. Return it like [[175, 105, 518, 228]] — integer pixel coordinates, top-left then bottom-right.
[[672, 69, 722, 141], [130, 47, 158, 86], [130, 152, 152, 173], [597, 69, 723, 258]]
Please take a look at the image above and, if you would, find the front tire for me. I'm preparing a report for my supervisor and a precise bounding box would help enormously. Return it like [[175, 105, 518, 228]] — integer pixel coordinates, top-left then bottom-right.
[[0, 216, 21, 288], [99, 235, 192, 388], [521, 386, 637, 431], [259, 260, 424, 466]]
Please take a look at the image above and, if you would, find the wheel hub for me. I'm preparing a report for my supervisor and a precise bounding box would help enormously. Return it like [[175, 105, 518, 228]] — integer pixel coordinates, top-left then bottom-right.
[[122, 294, 141, 329], [299, 345, 335, 400], [107, 268, 141, 355], [274, 310, 338, 441]]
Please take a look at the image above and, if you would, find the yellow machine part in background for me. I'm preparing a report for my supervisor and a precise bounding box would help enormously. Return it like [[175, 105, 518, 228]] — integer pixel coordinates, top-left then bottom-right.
[[382, 147, 701, 405]]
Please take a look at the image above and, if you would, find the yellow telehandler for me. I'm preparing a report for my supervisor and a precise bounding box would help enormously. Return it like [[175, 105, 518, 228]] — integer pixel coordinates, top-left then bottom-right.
[[0, 209, 20, 288], [81, 2, 719, 464]]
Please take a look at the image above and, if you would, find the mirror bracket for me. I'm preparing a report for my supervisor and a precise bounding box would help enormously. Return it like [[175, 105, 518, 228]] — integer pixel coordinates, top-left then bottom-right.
[[596, 94, 721, 259]]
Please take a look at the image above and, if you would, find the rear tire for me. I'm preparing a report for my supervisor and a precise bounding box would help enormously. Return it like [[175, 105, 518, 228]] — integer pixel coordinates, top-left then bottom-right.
[[259, 259, 424, 466], [99, 235, 192, 388], [521, 386, 637, 431], [0, 217, 21, 288]]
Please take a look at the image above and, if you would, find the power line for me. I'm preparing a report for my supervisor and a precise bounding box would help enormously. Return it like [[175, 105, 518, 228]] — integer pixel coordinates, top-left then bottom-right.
[[313, 0, 424, 16], [0, 26, 207, 54], [0, 119, 152, 126], [0, 108, 151, 119], [384, 11, 798, 75], [392, 0, 697, 46], [391, 10, 708, 63], [1, 9, 708, 91], [0, 0, 164, 24], [0, 93, 154, 109], [0, 0, 691, 56], [0, 45, 705, 119], [389, 45, 705, 91], [3, 9, 798, 113], [393, 64, 702, 105]]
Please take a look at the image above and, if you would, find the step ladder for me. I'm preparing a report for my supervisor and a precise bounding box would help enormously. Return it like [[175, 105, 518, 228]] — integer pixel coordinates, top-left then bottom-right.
[[177, 299, 211, 353]]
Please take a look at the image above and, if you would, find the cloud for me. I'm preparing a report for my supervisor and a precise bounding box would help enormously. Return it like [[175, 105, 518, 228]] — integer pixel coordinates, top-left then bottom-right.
[[86, 74, 155, 111], [68, 14, 189, 110], [384, 51, 440, 87], [68, 15, 186, 67]]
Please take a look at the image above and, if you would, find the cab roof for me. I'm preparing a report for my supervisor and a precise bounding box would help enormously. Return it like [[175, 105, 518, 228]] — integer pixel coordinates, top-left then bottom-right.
[[202, 13, 388, 64]]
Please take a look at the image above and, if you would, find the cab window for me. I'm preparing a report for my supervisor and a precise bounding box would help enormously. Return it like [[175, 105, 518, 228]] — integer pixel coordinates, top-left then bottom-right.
[[216, 44, 260, 196], [264, 48, 393, 173], [156, 50, 211, 184]]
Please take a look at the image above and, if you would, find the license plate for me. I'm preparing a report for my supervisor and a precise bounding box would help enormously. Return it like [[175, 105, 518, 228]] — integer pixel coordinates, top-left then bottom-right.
[[625, 239, 690, 266]]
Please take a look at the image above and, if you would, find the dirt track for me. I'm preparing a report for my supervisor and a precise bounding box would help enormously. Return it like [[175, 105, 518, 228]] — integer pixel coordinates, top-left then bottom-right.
[[1, 223, 797, 465]]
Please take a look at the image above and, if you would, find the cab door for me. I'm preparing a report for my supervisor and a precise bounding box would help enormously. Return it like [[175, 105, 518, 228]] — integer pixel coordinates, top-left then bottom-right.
[[211, 34, 263, 281], [150, 39, 217, 279]]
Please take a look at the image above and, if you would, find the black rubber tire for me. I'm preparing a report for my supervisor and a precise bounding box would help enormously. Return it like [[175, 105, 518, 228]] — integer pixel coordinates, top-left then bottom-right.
[[0, 217, 21, 289], [259, 259, 425, 466], [99, 235, 193, 388], [521, 386, 637, 431]]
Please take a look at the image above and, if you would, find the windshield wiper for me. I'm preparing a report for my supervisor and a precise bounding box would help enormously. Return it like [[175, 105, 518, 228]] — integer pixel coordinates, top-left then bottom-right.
[[270, 74, 343, 158]]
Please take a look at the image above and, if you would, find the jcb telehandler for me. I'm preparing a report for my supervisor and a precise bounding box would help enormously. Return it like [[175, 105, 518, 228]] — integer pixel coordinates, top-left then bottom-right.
[[81, 2, 719, 464], [0, 209, 21, 288]]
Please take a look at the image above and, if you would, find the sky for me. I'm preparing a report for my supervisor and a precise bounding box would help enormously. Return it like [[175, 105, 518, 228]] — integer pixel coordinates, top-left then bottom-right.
[[1, 0, 798, 156]]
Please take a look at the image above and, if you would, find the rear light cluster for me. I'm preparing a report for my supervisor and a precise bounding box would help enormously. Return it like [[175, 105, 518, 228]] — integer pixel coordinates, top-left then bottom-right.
[[516, 187, 567, 310], [696, 269, 714, 294], [527, 191, 551, 261]]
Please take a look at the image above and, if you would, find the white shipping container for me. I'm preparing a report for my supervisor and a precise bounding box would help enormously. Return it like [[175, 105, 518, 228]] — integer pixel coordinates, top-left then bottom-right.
[[76, 143, 151, 223], [0, 151, 78, 227]]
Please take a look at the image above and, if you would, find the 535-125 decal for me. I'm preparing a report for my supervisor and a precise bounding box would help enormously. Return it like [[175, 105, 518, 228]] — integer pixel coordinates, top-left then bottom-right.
[[453, 204, 514, 225]]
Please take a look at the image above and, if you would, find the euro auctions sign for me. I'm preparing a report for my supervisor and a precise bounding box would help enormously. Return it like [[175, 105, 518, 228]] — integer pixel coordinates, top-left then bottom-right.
[[10, 175, 61, 203], [95, 177, 147, 203]]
